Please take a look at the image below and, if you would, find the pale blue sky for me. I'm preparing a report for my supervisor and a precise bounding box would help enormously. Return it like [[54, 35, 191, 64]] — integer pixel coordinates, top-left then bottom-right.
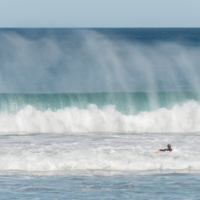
[[0, 0, 199, 27]]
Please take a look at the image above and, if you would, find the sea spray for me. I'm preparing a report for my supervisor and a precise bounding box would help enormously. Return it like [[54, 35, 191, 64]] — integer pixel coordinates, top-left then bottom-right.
[[1, 29, 200, 93]]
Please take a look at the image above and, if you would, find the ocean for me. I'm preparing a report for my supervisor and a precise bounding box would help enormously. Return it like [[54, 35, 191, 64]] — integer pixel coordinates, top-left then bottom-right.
[[1, 28, 200, 199]]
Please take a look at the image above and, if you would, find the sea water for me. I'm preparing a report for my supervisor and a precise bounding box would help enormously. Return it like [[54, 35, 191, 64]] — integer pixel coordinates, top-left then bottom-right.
[[0, 28, 200, 199]]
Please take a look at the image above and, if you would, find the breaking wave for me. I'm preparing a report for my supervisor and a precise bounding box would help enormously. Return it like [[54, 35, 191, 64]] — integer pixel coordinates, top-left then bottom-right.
[[0, 98, 200, 134]]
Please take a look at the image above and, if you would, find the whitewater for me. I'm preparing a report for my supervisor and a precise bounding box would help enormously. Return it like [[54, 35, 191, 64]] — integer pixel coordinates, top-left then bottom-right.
[[1, 97, 200, 134], [1, 28, 200, 199], [1, 92, 200, 134]]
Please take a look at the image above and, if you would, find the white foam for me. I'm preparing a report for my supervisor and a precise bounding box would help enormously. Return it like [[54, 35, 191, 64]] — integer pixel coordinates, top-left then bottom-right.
[[1, 151, 200, 172], [0, 101, 200, 134], [0, 133, 199, 172]]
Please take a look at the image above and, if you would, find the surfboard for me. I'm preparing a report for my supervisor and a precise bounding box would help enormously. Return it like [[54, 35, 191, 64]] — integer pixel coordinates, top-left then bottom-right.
[[154, 150, 165, 153]]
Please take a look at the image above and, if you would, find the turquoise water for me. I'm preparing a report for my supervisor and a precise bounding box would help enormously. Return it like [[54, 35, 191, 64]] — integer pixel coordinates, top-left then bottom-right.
[[0, 91, 199, 114]]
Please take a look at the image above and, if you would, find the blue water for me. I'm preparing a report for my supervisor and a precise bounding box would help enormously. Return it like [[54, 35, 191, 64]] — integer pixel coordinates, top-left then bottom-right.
[[1, 173, 200, 199], [1, 28, 200, 199]]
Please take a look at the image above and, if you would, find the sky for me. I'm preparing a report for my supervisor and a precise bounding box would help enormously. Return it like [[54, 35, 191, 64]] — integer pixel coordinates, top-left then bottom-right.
[[0, 0, 199, 27]]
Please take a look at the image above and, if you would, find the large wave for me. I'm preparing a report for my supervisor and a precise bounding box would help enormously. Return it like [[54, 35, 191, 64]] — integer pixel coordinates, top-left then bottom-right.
[[1, 29, 200, 134], [0, 98, 200, 133]]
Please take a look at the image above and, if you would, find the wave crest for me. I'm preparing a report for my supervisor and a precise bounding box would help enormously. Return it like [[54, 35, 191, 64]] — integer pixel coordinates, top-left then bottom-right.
[[0, 101, 200, 133]]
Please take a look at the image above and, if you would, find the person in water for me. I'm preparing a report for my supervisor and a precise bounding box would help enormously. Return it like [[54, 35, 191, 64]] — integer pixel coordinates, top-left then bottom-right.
[[159, 144, 172, 152]]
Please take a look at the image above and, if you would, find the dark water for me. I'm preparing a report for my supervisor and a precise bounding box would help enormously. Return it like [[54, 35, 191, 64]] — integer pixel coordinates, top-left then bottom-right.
[[2, 28, 200, 45]]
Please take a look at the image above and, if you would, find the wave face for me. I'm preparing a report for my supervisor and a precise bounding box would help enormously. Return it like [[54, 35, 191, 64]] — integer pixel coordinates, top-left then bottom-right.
[[0, 92, 200, 133], [1, 92, 199, 114]]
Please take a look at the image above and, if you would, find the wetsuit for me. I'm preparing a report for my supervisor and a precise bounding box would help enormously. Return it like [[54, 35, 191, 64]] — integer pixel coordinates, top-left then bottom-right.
[[159, 148, 172, 152]]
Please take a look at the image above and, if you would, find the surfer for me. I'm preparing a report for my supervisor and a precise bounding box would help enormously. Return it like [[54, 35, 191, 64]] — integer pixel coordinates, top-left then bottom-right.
[[159, 144, 172, 152], [155, 144, 172, 153]]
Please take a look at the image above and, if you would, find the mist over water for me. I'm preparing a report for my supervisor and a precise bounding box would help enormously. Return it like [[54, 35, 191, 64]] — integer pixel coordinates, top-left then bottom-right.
[[0, 28, 200, 93]]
